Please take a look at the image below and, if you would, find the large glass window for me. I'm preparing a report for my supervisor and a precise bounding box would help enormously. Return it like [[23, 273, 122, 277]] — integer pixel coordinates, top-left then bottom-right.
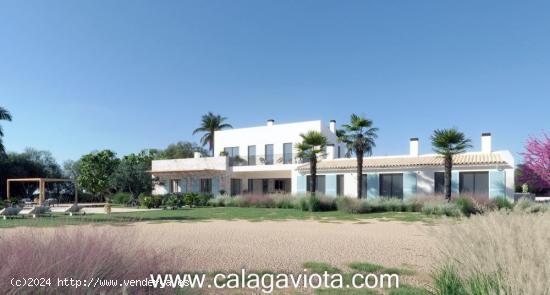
[[337, 175, 345, 196], [224, 147, 240, 166], [169, 179, 181, 193], [306, 175, 326, 194], [230, 179, 241, 196], [434, 172, 445, 195], [459, 172, 489, 199], [283, 143, 292, 164], [248, 145, 256, 165], [200, 178, 212, 194], [379, 173, 403, 199], [265, 144, 274, 165], [362, 174, 368, 196]]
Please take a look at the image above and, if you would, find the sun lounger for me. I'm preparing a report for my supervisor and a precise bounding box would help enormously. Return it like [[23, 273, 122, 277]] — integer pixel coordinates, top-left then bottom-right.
[[0, 207, 22, 220], [49, 204, 85, 216], [18, 206, 51, 218]]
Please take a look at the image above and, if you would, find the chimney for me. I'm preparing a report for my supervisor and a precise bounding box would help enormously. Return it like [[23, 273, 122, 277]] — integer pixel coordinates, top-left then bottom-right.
[[267, 119, 274, 126], [194, 152, 202, 158], [329, 120, 336, 133], [410, 138, 419, 156], [481, 133, 492, 153], [326, 144, 335, 159]]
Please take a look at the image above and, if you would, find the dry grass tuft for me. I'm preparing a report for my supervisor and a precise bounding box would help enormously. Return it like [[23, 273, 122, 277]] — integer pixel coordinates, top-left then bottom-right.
[[432, 210, 550, 294], [0, 226, 176, 294]]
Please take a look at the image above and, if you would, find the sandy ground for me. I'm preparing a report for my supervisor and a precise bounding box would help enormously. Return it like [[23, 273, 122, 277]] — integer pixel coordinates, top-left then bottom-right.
[[3, 219, 438, 274], [133, 219, 438, 273]]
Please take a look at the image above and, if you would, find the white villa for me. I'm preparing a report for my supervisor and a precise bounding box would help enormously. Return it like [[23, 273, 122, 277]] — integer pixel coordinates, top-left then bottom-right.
[[151, 119, 515, 200]]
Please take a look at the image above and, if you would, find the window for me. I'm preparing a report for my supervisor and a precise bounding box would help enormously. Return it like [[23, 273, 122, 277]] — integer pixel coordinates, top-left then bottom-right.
[[169, 179, 181, 193], [434, 172, 445, 195], [200, 178, 212, 194], [283, 143, 292, 164], [265, 144, 274, 165], [306, 175, 326, 194], [230, 179, 241, 196], [224, 147, 240, 166], [274, 179, 285, 191], [248, 145, 256, 165], [379, 173, 403, 199], [337, 146, 341, 158], [247, 179, 254, 193], [459, 172, 489, 199], [262, 179, 269, 194], [337, 175, 345, 196], [362, 174, 368, 196]]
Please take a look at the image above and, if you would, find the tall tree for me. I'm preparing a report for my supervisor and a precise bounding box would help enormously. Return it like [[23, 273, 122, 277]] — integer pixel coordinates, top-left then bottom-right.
[[520, 132, 550, 190], [154, 142, 208, 159], [431, 128, 472, 201], [0, 149, 63, 199], [111, 152, 153, 197], [192, 112, 232, 155], [295, 131, 328, 196], [77, 150, 119, 201], [0, 106, 13, 156], [339, 114, 378, 199]]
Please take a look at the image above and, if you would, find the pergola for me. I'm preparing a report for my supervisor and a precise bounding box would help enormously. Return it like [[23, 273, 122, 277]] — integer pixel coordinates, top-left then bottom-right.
[[6, 178, 78, 205]]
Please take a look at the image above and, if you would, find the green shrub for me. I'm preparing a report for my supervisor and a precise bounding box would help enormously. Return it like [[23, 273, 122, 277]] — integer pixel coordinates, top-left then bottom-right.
[[493, 197, 513, 210], [336, 197, 368, 214], [299, 197, 309, 211], [304, 195, 337, 212], [138, 194, 162, 209], [163, 194, 184, 209], [432, 264, 467, 295], [110, 192, 133, 205], [454, 197, 476, 217], [422, 201, 462, 217], [238, 194, 275, 208], [272, 194, 298, 209]]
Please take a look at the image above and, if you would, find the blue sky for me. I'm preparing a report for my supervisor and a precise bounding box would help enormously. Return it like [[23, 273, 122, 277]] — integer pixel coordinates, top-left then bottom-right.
[[1, 0, 549, 163]]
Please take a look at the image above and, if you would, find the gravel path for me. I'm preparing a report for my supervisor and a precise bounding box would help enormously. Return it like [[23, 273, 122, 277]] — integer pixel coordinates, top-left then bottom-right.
[[136, 219, 438, 273]]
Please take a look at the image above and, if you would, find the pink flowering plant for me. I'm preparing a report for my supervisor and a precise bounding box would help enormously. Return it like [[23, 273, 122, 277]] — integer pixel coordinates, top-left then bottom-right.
[[520, 132, 550, 190]]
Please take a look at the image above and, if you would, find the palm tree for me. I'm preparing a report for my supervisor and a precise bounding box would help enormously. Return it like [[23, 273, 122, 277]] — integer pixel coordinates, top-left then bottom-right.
[[295, 131, 328, 196], [340, 114, 378, 199], [431, 128, 472, 201], [0, 106, 12, 156], [192, 112, 232, 156]]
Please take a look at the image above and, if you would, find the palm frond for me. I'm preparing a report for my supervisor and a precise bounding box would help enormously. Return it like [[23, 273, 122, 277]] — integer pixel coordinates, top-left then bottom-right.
[[0, 107, 12, 121], [431, 128, 472, 156]]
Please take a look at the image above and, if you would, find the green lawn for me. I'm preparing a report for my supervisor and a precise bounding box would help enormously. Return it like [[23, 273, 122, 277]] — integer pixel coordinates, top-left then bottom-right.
[[0, 207, 435, 228]]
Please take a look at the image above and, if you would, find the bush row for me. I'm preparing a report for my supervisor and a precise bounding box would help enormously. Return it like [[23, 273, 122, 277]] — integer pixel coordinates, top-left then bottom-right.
[[108, 192, 213, 209], [207, 193, 547, 217]]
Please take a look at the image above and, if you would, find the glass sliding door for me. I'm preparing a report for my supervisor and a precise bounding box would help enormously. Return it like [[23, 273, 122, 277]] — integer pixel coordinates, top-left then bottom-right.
[[306, 175, 326, 194], [283, 143, 292, 164], [459, 172, 489, 199], [230, 179, 242, 196], [379, 173, 404, 199], [337, 175, 345, 196], [434, 172, 445, 195], [224, 147, 240, 166], [248, 145, 256, 165], [264, 144, 274, 165]]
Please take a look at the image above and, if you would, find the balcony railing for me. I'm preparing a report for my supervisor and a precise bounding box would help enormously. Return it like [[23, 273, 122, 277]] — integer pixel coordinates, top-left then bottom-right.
[[228, 154, 305, 166]]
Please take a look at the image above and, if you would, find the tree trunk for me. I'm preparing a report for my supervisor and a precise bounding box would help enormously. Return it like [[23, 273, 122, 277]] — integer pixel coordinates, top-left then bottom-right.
[[310, 157, 317, 196], [444, 155, 453, 202], [210, 137, 215, 157], [357, 150, 364, 199]]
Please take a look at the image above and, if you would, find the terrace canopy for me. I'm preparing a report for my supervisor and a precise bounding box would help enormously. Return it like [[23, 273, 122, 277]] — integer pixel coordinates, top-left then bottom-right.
[[6, 178, 78, 205]]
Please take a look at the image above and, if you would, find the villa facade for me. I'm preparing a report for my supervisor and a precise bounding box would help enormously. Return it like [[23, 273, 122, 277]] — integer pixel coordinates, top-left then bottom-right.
[[151, 120, 515, 200]]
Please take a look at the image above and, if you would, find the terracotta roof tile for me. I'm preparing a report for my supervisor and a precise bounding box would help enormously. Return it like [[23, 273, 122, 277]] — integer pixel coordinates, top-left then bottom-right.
[[298, 153, 508, 171]]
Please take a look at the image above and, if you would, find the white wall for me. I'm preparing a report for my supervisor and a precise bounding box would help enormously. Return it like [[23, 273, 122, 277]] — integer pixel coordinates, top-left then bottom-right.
[[151, 157, 227, 172], [214, 120, 342, 163]]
